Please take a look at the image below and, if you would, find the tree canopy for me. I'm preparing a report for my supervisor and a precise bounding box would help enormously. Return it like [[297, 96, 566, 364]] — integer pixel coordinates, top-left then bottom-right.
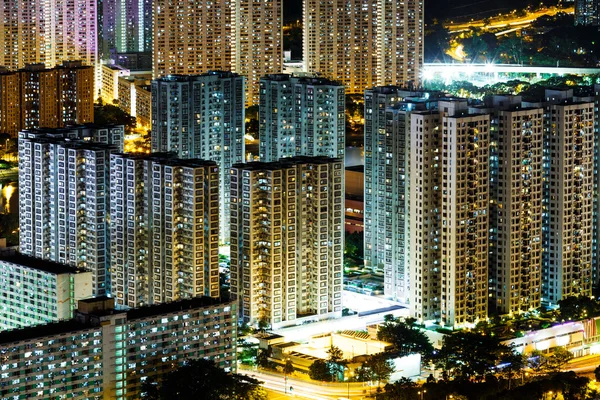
[[377, 317, 434, 360], [141, 359, 266, 400], [435, 331, 519, 380]]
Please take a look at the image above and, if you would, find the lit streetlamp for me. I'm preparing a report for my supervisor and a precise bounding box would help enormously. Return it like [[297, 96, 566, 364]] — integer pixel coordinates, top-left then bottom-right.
[[418, 389, 427, 400]]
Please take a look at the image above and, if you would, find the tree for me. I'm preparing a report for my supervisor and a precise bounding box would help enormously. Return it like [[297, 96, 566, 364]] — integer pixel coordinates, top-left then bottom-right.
[[377, 317, 434, 360], [546, 347, 574, 373], [94, 104, 136, 130], [435, 331, 518, 380], [283, 358, 294, 375], [327, 345, 346, 381], [378, 377, 417, 400], [309, 359, 333, 382], [368, 353, 395, 387], [558, 296, 599, 321], [528, 347, 573, 375], [594, 364, 600, 382], [141, 358, 266, 400]]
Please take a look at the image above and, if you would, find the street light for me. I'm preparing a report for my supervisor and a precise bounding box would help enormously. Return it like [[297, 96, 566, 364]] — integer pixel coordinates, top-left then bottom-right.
[[446, 395, 453, 400], [418, 389, 427, 400]]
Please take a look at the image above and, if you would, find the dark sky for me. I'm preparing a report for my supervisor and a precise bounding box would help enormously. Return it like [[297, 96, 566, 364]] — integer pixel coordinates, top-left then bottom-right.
[[283, 0, 302, 23]]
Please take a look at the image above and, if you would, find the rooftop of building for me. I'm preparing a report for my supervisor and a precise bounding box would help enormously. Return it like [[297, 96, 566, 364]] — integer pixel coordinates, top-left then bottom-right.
[[0, 296, 233, 346], [112, 152, 218, 168], [0, 251, 89, 275], [345, 165, 364, 173], [157, 71, 242, 82], [0, 320, 97, 346], [232, 156, 343, 171], [103, 64, 130, 72]]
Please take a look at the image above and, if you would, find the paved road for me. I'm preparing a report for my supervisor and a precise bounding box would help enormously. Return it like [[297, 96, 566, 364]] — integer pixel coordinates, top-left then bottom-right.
[[240, 369, 376, 400]]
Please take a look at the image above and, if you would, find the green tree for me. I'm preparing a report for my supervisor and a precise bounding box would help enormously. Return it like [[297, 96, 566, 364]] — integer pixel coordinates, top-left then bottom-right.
[[309, 359, 333, 382], [377, 317, 434, 360], [546, 347, 574, 373], [141, 359, 267, 400], [327, 345, 346, 381], [435, 331, 518, 380], [368, 353, 395, 387], [377, 377, 417, 400], [94, 104, 136, 130], [558, 296, 599, 321], [283, 358, 294, 375]]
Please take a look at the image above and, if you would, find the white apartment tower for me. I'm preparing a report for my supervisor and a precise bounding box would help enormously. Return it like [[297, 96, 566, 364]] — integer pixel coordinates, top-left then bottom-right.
[[487, 97, 543, 315], [440, 104, 490, 327], [18, 127, 122, 296], [259, 74, 345, 162], [0, 0, 97, 71], [110, 154, 220, 307], [409, 110, 441, 322], [364, 87, 415, 302], [233, 0, 283, 105], [230, 157, 344, 328], [152, 0, 231, 78], [408, 100, 490, 327], [151, 72, 245, 243], [304, 0, 423, 94], [540, 90, 594, 305]]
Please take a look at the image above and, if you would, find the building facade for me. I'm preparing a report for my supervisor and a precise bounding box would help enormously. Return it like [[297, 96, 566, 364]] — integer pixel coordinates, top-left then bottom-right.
[[0, 252, 92, 331], [18, 126, 124, 296], [0, 62, 94, 137], [100, 0, 152, 58], [110, 154, 220, 308], [0, 296, 237, 400], [486, 97, 543, 315], [303, 0, 423, 94], [259, 74, 345, 162], [232, 0, 282, 105], [575, 0, 600, 25], [0, 0, 98, 72], [540, 91, 594, 305], [407, 100, 490, 327], [151, 72, 245, 243], [364, 87, 424, 302], [152, 0, 231, 78], [230, 157, 344, 328]]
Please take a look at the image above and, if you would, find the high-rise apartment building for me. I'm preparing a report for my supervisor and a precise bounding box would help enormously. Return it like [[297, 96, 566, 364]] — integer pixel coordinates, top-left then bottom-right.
[[485, 96, 543, 315], [100, 0, 152, 58], [152, 0, 231, 78], [0, 252, 92, 331], [0, 0, 97, 71], [0, 296, 237, 399], [152, 72, 245, 243], [408, 100, 490, 327], [408, 110, 441, 322], [110, 153, 220, 308], [259, 74, 345, 162], [230, 157, 344, 328], [537, 90, 594, 305], [304, 0, 423, 94], [18, 126, 124, 296], [232, 0, 283, 105], [0, 62, 94, 137], [575, 0, 600, 25], [364, 87, 420, 301]]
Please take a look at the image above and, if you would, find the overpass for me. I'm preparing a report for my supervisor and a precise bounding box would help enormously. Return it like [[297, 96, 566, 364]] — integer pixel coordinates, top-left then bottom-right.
[[422, 63, 600, 86]]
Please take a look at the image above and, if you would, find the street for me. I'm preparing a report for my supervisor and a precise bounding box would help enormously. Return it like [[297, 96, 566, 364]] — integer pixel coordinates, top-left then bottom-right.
[[239, 369, 377, 399]]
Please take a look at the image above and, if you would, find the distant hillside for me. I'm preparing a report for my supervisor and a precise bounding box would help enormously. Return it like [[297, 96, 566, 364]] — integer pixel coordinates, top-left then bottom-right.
[[283, 0, 562, 24]]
